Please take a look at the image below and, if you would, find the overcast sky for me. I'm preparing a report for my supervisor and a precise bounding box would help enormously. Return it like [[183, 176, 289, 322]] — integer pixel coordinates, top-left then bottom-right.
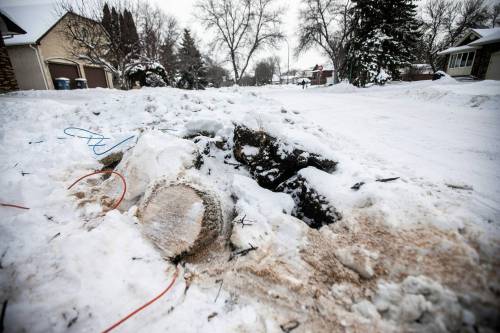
[[149, 0, 325, 70], [1, 0, 324, 70]]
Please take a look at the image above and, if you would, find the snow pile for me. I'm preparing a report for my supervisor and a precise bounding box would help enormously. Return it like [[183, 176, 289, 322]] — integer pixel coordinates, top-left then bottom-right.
[[371, 276, 464, 332], [117, 131, 197, 203], [1, 80, 499, 332]]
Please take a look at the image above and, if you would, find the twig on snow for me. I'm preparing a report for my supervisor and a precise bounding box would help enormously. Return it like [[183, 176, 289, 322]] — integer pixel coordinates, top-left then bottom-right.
[[49, 233, 61, 243], [280, 320, 300, 332], [229, 243, 258, 261], [351, 182, 365, 191], [235, 215, 254, 228], [376, 177, 400, 183], [446, 183, 473, 191], [214, 279, 223, 303]]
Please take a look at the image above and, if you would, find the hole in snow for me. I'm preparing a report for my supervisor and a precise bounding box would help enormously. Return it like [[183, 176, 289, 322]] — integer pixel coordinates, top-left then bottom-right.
[[232, 125, 341, 229]]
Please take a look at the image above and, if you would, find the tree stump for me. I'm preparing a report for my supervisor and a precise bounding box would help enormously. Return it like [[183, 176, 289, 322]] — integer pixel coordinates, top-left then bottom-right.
[[138, 182, 222, 260]]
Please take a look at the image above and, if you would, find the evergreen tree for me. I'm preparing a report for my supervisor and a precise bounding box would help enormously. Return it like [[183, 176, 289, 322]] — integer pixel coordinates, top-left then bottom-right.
[[177, 29, 206, 90], [159, 40, 178, 84], [110, 7, 120, 41], [119, 10, 139, 56], [102, 3, 112, 35], [123, 10, 139, 46], [119, 12, 127, 50], [347, 0, 421, 86]]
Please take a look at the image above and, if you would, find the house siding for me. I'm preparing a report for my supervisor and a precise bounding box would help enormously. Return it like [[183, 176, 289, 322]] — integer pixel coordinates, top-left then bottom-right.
[[471, 43, 500, 79], [486, 51, 500, 80], [7, 44, 47, 90], [6, 13, 113, 91], [38, 14, 113, 89]]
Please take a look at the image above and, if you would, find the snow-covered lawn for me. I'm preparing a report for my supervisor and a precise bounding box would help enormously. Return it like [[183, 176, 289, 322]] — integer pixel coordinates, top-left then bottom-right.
[[1, 79, 499, 332]]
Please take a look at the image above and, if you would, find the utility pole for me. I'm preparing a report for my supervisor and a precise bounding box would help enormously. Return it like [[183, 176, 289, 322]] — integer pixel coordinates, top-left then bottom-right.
[[284, 38, 290, 84]]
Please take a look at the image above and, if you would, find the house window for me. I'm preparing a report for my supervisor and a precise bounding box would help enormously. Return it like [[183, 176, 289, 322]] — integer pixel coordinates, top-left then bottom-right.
[[449, 51, 475, 69], [466, 52, 475, 67], [449, 54, 456, 68]]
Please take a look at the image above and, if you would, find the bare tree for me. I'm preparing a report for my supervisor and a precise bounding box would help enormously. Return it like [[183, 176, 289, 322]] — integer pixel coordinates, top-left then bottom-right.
[[135, 1, 179, 61], [489, 2, 500, 27], [196, 0, 284, 84], [421, 0, 449, 71], [57, 1, 121, 84], [296, 0, 352, 83], [443, 0, 489, 46], [57, 0, 181, 88]]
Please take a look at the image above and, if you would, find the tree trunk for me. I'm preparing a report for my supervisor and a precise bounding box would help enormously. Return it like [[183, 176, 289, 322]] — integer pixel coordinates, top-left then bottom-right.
[[230, 51, 239, 84], [333, 68, 340, 84]]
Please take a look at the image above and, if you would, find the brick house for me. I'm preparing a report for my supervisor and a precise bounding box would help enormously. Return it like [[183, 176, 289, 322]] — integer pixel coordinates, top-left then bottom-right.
[[310, 64, 334, 85]]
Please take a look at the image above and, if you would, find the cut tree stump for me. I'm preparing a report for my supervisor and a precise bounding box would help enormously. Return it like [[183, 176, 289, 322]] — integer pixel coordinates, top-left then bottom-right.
[[138, 182, 222, 261]]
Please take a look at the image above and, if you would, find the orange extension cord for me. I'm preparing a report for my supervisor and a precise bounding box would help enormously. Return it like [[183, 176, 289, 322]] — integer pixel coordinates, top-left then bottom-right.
[[0, 203, 30, 210], [1, 170, 127, 211], [4, 170, 178, 331], [68, 170, 180, 332], [101, 266, 180, 333], [67, 170, 127, 210]]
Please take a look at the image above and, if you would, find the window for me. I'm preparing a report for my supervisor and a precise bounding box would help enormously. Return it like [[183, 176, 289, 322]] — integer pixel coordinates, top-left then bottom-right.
[[449, 54, 456, 68], [449, 51, 475, 69]]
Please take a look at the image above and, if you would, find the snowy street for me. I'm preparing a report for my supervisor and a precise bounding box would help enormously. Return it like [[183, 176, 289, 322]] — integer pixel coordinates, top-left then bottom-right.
[[267, 82, 500, 215], [1, 80, 500, 332]]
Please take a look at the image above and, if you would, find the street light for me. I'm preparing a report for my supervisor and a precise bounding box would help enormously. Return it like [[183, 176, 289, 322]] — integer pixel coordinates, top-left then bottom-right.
[[284, 37, 290, 85]]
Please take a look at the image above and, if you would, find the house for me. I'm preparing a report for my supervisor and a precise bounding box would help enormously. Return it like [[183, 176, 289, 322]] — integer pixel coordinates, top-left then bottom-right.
[[272, 74, 281, 85], [0, 3, 113, 90], [438, 28, 500, 80], [0, 9, 26, 92], [310, 65, 334, 85]]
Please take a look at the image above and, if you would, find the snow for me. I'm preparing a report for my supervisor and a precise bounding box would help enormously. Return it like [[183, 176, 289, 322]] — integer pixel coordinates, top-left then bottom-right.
[[1, 79, 499, 332], [468, 28, 500, 46], [437, 45, 478, 55], [241, 145, 259, 156], [117, 131, 197, 203]]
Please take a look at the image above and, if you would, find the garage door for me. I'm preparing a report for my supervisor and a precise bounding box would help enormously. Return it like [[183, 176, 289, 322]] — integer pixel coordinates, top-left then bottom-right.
[[84, 66, 108, 88], [48, 63, 79, 89], [486, 51, 500, 80]]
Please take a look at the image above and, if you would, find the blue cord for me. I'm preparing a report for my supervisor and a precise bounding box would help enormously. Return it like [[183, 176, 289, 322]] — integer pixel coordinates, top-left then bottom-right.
[[63, 127, 135, 156]]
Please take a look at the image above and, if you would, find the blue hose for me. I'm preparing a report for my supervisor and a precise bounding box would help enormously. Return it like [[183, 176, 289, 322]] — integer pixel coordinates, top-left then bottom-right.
[[63, 127, 135, 156]]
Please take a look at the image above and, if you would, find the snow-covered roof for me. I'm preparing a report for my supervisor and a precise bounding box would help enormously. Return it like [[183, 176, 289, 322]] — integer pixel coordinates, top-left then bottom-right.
[[472, 27, 500, 38], [468, 28, 500, 46], [0, 9, 26, 36], [437, 45, 478, 55], [0, 2, 60, 46], [439, 28, 500, 55]]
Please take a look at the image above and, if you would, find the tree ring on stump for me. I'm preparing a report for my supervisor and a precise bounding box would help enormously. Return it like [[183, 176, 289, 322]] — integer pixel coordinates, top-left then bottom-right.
[[138, 181, 222, 261]]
